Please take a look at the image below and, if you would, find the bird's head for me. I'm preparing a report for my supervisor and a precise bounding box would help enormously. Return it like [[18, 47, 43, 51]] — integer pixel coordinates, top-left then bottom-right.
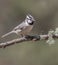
[[26, 14, 35, 25]]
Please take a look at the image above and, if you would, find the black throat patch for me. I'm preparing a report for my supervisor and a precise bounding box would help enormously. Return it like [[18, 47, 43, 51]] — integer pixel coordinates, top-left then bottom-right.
[[28, 21, 34, 25]]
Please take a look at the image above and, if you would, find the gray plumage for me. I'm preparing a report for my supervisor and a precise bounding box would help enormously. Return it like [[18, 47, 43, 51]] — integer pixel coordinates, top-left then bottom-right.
[[1, 14, 35, 38]]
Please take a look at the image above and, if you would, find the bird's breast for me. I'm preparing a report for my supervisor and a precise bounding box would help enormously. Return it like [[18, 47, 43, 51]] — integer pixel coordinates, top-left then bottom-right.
[[20, 25, 33, 35]]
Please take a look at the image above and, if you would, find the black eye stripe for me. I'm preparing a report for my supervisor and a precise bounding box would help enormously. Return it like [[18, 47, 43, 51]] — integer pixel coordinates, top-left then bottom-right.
[[27, 18, 32, 20], [29, 16, 32, 19], [27, 15, 32, 19]]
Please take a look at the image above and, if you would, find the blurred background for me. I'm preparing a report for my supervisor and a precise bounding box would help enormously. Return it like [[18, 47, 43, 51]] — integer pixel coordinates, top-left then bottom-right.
[[0, 0, 58, 65]]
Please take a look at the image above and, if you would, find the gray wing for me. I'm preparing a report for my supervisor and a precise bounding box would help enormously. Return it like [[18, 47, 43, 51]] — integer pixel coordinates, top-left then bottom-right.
[[13, 22, 27, 31]]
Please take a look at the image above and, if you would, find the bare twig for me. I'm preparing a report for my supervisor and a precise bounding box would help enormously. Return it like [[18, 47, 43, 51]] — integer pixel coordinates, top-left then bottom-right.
[[0, 34, 58, 48], [0, 37, 27, 48]]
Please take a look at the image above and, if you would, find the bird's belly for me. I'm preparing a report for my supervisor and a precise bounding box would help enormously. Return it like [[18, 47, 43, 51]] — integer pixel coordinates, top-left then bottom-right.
[[20, 26, 33, 35]]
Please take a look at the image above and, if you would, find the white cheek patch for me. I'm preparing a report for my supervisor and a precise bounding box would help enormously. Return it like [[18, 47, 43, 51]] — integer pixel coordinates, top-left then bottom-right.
[[28, 20, 32, 23]]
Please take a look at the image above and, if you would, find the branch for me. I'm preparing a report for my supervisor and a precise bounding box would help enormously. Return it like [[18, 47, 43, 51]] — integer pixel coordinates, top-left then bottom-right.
[[0, 37, 27, 48], [0, 34, 58, 48]]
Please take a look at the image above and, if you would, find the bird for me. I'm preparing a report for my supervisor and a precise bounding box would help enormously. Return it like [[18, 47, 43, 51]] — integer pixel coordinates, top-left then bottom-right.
[[1, 14, 35, 38]]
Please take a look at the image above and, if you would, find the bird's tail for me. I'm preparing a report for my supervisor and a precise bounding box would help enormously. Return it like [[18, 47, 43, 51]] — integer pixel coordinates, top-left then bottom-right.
[[1, 31, 14, 38]]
